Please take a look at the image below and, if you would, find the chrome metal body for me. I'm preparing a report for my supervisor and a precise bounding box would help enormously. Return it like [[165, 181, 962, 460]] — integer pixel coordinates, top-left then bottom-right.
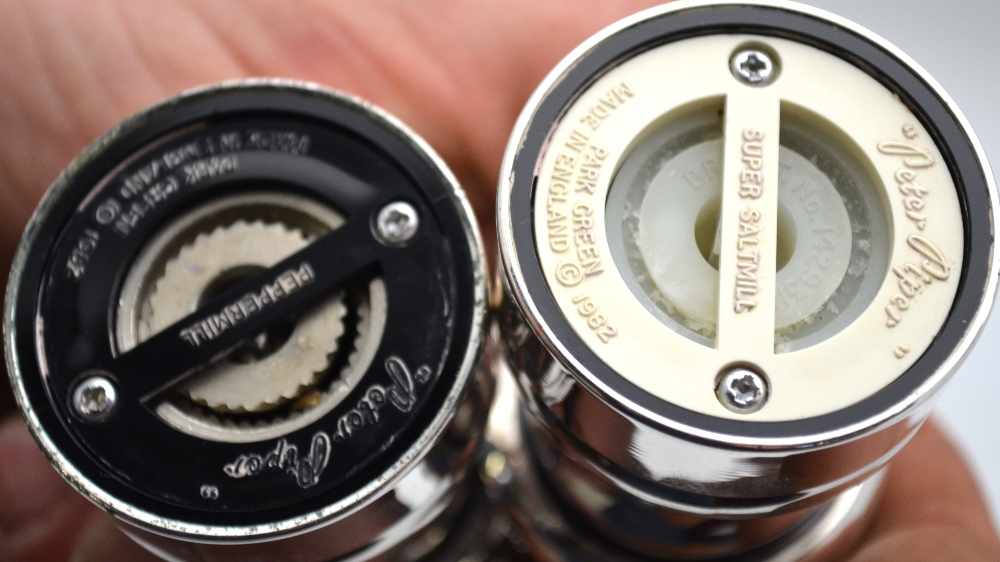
[[484, 359, 881, 561], [494, 1, 999, 559], [6, 80, 491, 562], [494, 286, 898, 559]]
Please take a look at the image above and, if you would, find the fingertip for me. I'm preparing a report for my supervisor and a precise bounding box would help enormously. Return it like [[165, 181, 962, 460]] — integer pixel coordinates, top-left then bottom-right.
[[863, 417, 1000, 556], [70, 514, 164, 562], [0, 415, 166, 561], [849, 525, 1000, 562], [0, 415, 73, 531]]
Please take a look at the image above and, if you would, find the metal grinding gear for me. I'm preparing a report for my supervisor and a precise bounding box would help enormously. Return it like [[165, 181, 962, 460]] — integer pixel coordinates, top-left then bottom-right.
[[5, 81, 488, 561], [146, 220, 344, 414], [494, 1, 997, 560]]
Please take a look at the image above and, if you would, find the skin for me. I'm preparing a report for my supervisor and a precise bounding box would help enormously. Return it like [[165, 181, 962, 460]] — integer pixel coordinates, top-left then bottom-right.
[[0, 1, 997, 560]]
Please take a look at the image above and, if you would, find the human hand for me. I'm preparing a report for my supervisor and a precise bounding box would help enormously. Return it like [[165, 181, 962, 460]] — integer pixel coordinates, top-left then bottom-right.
[[0, 1, 998, 560]]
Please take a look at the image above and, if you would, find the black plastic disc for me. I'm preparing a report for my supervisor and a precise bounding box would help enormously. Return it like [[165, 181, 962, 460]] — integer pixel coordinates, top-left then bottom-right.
[[8, 84, 481, 527]]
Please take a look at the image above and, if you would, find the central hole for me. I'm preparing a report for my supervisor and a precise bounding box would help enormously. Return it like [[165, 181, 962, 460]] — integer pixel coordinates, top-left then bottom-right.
[[694, 196, 797, 272], [733, 375, 758, 397], [199, 266, 296, 363]]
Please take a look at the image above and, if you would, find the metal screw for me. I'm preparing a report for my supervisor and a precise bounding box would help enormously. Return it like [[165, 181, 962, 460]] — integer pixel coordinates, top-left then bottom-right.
[[375, 201, 420, 245], [731, 49, 775, 86], [716, 367, 768, 413], [72, 374, 118, 422]]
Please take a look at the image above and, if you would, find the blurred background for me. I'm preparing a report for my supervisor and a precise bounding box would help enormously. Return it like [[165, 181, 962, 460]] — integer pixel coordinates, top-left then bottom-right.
[[797, 0, 1000, 530]]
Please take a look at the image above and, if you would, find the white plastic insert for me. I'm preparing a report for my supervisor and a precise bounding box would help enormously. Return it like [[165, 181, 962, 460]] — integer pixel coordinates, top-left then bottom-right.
[[531, 35, 964, 420], [609, 137, 853, 337]]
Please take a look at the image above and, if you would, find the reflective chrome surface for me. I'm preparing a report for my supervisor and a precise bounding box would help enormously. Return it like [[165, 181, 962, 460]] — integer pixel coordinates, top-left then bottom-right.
[[494, 1, 998, 559], [484, 358, 882, 560]]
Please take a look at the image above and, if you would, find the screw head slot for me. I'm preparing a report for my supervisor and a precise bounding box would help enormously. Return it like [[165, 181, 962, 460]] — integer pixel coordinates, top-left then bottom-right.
[[716, 367, 769, 414], [375, 201, 420, 245], [72, 374, 118, 422], [731, 49, 776, 86]]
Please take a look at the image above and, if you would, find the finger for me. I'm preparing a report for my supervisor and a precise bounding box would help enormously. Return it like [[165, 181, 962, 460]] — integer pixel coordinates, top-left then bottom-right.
[[848, 527, 999, 562], [0, 0, 250, 282], [849, 418, 1000, 561], [0, 415, 93, 561], [0, 0, 666, 257], [0, 414, 165, 562], [71, 516, 163, 562]]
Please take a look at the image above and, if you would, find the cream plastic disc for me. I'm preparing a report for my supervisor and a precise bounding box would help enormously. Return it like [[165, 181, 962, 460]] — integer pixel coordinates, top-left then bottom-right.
[[531, 34, 964, 420]]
